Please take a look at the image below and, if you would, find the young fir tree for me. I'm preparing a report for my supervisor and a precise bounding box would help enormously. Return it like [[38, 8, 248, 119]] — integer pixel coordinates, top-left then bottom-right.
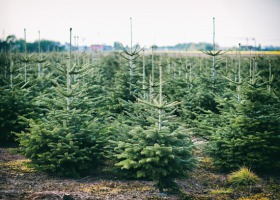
[[208, 80, 280, 171], [0, 51, 22, 144], [0, 45, 43, 145], [164, 55, 225, 139], [18, 29, 104, 177], [161, 23, 228, 138], [0, 86, 32, 144], [113, 64, 196, 192], [116, 18, 143, 100], [105, 44, 142, 115]]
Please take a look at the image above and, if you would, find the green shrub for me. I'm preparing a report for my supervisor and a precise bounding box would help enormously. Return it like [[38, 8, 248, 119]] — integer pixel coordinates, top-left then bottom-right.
[[18, 115, 104, 177], [0, 87, 38, 145], [114, 125, 196, 192], [209, 85, 280, 171]]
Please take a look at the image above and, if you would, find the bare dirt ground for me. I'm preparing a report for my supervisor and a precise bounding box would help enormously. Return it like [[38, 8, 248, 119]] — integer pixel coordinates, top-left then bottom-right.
[[0, 148, 279, 200]]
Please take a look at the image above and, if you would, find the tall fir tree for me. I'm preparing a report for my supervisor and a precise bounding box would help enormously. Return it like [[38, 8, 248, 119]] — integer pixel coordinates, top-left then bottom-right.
[[113, 64, 196, 192], [18, 29, 105, 177]]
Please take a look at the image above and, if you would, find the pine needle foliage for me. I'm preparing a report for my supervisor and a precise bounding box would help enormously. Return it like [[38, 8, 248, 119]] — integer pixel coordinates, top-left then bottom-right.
[[113, 64, 196, 192], [209, 81, 280, 171], [0, 87, 34, 144], [18, 34, 105, 176], [18, 76, 105, 176], [114, 125, 196, 192]]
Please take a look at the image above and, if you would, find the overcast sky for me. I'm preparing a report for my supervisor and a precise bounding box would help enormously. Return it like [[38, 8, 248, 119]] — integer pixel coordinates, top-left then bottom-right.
[[0, 0, 280, 47]]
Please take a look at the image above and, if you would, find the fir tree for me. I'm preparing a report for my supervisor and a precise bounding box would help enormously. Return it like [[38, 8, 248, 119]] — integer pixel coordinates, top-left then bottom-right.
[[0, 47, 43, 145], [209, 81, 280, 171], [113, 64, 196, 192], [18, 29, 105, 177]]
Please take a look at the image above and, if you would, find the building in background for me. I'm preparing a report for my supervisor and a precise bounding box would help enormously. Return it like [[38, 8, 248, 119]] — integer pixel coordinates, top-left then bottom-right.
[[90, 44, 113, 52]]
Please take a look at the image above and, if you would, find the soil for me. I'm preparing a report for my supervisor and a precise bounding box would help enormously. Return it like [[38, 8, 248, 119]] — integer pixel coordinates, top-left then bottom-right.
[[0, 148, 279, 200]]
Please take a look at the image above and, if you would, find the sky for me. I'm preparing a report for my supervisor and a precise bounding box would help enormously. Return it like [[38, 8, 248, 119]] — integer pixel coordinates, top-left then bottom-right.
[[0, 0, 280, 47]]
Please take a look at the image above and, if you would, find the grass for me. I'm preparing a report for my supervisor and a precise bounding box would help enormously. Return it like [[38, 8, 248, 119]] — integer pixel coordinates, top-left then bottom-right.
[[237, 193, 270, 200], [228, 167, 261, 188], [0, 159, 36, 173], [210, 188, 233, 195]]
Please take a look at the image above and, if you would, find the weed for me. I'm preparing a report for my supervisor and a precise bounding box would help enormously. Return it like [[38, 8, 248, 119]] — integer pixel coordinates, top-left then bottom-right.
[[210, 188, 233, 194], [0, 159, 36, 173], [228, 167, 261, 188], [237, 193, 270, 200]]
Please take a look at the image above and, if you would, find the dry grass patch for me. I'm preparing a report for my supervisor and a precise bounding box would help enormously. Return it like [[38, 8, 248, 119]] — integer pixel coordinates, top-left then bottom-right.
[[0, 159, 36, 173]]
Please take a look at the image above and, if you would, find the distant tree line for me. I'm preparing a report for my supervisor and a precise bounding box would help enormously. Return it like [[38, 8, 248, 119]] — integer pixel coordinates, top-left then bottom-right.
[[1, 35, 279, 53], [0, 35, 65, 53], [114, 42, 215, 51], [156, 42, 214, 51]]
